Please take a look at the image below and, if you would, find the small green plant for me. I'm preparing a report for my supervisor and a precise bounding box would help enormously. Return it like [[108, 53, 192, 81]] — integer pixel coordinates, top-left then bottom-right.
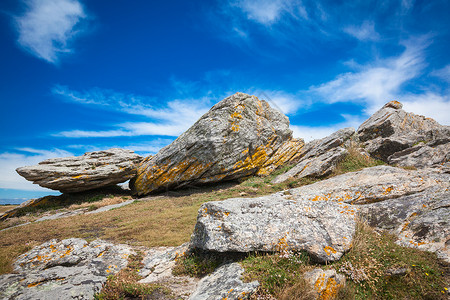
[[333, 147, 385, 175], [94, 251, 173, 299], [172, 250, 233, 277]]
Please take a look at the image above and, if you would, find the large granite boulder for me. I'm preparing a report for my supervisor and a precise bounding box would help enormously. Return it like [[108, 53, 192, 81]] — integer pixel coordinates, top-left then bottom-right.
[[16, 148, 142, 193], [357, 101, 450, 164], [190, 193, 357, 263], [131, 93, 297, 196], [0, 238, 134, 300]]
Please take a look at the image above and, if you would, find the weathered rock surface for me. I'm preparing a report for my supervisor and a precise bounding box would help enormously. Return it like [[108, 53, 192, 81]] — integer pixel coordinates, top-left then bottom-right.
[[286, 165, 449, 205], [272, 147, 348, 184], [190, 194, 356, 263], [188, 263, 259, 300], [131, 93, 297, 196], [388, 142, 450, 169], [358, 189, 450, 263], [138, 244, 199, 299], [300, 127, 355, 160], [16, 148, 142, 193], [303, 268, 345, 300], [0, 238, 134, 300], [357, 101, 450, 164]]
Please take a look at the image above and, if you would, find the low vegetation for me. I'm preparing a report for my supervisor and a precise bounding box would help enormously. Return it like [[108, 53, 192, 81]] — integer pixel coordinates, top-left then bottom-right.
[[1, 146, 446, 299], [94, 251, 173, 300]]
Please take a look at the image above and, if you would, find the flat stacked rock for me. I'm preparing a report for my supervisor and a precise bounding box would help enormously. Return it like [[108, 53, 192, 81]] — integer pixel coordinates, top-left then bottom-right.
[[131, 92, 300, 196], [357, 100, 450, 167], [16, 148, 142, 193]]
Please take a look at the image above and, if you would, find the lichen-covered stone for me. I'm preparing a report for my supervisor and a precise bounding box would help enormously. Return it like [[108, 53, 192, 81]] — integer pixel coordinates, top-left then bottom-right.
[[188, 263, 259, 300], [388, 142, 450, 169], [0, 238, 134, 300], [303, 268, 345, 300], [16, 148, 142, 193], [272, 147, 347, 184], [190, 194, 356, 263], [130, 93, 295, 196], [286, 166, 449, 205], [357, 101, 450, 162], [300, 127, 355, 160], [358, 188, 450, 263]]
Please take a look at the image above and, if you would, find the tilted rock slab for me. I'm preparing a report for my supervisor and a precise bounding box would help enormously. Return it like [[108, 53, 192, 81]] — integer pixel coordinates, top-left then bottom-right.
[[16, 148, 143, 193], [272, 127, 354, 184], [286, 165, 449, 205], [0, 238, 134, 300], [190, 194, 356, 263], [388, 142, 450, 170], [272, 147, 348, 184], [131, 93, 295, 196], [357, 100, 450, 163], [189, 263, 259, 300]]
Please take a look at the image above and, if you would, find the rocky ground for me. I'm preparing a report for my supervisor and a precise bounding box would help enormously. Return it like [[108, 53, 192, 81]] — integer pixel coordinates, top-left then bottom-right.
[[0, 94, 449, 299]]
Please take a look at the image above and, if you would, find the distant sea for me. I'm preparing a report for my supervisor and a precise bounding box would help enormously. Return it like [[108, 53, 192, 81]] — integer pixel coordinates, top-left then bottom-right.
[[0, 198, 27, 205]]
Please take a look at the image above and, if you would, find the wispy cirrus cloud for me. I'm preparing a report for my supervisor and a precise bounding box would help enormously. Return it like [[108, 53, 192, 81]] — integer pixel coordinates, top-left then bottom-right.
[[343, 20, 379, 41], [15, 0, 88, 63], [52, 85, 213, 138]]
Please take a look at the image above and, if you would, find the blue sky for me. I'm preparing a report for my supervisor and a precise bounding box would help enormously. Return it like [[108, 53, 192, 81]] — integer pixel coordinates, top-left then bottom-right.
[[1, 0, 449, 201]]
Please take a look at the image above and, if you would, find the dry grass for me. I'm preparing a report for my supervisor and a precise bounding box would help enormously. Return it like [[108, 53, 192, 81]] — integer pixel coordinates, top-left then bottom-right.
[[0, 205, 17, 214]]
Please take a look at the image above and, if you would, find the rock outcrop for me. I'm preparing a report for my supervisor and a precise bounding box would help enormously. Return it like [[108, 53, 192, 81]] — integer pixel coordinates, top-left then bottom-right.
[[131, 93, 301, 196], [16, 148, 142, 193], [189, 263, 259, 300], [190, 193, 356, 263], [272, 127, 354, 184], [356, 101, 450, 166], [0, 238, 134, 300]]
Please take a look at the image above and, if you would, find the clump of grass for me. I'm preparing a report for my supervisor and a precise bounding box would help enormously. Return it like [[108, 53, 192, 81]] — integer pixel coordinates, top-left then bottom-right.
[[94, 251, 173, 300], [333, 221, 448, 299], [333, 146, 385, 175], [172, 250, 243, 278], [241, 251, 314, 297]]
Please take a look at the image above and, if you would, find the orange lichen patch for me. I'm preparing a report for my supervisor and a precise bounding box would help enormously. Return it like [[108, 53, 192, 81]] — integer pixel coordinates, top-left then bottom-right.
[[314, 273, 326, 292], [97, 251, 105, 258], [276, 235, 290, 252], [382, 186, 394, 195], [320, 277, 339, 300], [71, 174, 87, 179], [257, 138, 305, 175], [401, 222, 410, 232], [409, 212, 418, 218], [223, 212, 230, 217], [422, 204, 427, 208], [27, 281, 42, 288], [323, 246, 337, 256]]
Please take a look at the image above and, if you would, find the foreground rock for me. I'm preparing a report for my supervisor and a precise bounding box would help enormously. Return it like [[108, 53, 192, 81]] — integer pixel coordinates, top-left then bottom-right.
[[359, 189, 450, 263], [190, 194, 356, 263], [303, 268, 345, 300], [357, 101, 450, 165], [189, 263, 259, 300], [0, 238, 134, 300], [286, 165, 449, 205], [272, 128, 354, 184], [131, 92, 300, 196], [16, 148, 142, 193]]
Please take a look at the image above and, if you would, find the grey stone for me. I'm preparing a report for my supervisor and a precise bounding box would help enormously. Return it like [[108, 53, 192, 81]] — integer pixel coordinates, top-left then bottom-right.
[[286, 165, 449, 205], [300, 127, 355, 160], [272, 147, 348, 184], [131, 93, 296, 196], [188, 263, 259, 300], [303, 268, 345, 299], [0, 238, 134, 300], [358, 189, 450, 263], [190, 193, 356, 263], [16, 148, 142, 193], [388, 142, 450, 169], [357, 101, 450, 162]]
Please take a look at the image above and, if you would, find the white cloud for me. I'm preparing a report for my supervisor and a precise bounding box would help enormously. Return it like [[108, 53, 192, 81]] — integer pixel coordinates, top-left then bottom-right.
[[308, 38, 428, 113], [0, 148, 73, 191], [344, 20, 380, 41], [401, 93, 450, 125], [431, 64, 450, 83], [52, 86, 213, 138], [15, 0, 87, 63]]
